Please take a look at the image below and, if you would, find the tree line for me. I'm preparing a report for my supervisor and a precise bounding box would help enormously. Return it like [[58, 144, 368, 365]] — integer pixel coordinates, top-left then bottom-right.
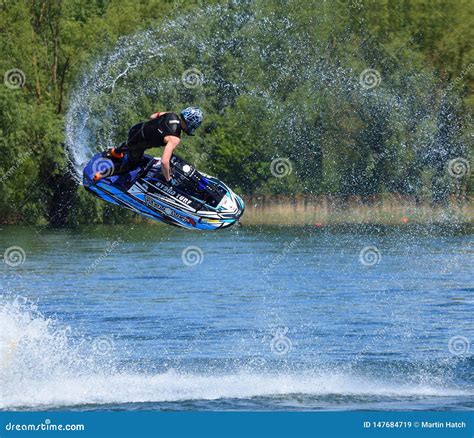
[[0, 0, 472, 225]]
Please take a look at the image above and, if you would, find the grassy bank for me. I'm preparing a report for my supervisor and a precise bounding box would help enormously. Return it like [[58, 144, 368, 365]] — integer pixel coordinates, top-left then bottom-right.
[[240, 195, 473, 226]]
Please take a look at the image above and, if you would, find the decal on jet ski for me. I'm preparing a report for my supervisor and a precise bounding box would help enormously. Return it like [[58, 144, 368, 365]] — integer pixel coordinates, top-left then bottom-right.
[[150, 181, 192, 205], [144, 194, 196, 226]]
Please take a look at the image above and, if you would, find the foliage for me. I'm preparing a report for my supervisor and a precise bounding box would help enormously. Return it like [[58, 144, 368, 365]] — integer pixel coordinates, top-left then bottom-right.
[[0, 0, 472, 224]]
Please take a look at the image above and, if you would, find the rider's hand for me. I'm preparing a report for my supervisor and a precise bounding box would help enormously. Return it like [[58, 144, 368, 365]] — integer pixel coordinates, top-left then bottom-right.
[[168, 173, 180, 186]]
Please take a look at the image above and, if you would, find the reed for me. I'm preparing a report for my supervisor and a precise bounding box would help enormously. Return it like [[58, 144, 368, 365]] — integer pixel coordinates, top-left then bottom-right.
[[240, 194, 473, 226]]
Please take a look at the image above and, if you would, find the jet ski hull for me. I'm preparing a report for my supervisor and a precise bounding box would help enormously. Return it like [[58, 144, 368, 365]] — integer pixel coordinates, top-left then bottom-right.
[[83, 153, 245, 230]]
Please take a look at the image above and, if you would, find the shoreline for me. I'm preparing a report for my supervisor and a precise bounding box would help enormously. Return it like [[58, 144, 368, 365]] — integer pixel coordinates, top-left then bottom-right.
[[240, 194, 473, 226], [0, 195, 472, 227]]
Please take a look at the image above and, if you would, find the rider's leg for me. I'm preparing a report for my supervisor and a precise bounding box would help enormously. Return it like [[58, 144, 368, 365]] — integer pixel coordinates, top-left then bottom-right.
[[110, 122, 145, 157], [94, 142, 146, 181], [110, 142, 147, 176]]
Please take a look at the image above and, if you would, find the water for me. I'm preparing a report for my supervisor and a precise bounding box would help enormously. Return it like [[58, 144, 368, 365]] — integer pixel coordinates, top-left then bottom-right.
[[1, 225, 472, 411]]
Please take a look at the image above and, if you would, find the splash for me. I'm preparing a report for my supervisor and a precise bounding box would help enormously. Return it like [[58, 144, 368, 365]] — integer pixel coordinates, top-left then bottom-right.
[[1, 295, 471, 410], [65, 5, 281, 180], [65, 2, 466, 199], [4, 369, 471, 410], [0, 296, 117, 409]]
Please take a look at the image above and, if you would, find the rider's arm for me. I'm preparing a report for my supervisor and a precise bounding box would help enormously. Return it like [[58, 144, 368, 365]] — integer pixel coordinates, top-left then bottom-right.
[[161, 135, 180, 182]]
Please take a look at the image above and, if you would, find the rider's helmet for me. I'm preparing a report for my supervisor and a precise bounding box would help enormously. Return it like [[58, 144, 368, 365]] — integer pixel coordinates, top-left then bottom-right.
[[180, 107, 203, 135]]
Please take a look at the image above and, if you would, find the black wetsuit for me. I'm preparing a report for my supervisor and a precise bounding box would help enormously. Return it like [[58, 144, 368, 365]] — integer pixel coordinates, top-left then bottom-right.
[[113, 112, 182, 175]]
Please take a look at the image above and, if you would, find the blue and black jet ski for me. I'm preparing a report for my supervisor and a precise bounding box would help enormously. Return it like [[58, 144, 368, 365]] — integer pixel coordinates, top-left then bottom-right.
[[83, 153, 245, 230]]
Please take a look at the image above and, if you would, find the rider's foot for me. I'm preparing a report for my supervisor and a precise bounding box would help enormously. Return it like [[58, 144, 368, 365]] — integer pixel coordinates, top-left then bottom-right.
[[109, 148, 124, 159], [103, 148, 124, 160]]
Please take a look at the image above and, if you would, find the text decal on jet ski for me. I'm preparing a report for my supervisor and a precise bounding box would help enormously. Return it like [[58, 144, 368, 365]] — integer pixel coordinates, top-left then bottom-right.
[[144, 195, 196, 226], [153, 181, 192, 205]]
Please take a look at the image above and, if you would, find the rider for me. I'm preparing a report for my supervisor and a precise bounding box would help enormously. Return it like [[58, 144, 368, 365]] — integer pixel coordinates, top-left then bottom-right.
[[94, 107, 203, 183]]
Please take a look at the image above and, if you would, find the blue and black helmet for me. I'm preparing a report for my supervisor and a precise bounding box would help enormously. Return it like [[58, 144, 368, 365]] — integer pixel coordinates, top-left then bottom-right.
[[180, 107, 203, 135]]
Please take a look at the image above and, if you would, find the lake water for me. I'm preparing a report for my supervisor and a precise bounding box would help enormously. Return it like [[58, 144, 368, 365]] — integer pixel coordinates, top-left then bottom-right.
[[0, 224, 472, 411]]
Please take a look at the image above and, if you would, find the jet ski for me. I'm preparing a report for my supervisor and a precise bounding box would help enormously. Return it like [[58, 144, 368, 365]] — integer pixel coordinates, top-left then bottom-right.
[[83, 153, 245, 230]]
